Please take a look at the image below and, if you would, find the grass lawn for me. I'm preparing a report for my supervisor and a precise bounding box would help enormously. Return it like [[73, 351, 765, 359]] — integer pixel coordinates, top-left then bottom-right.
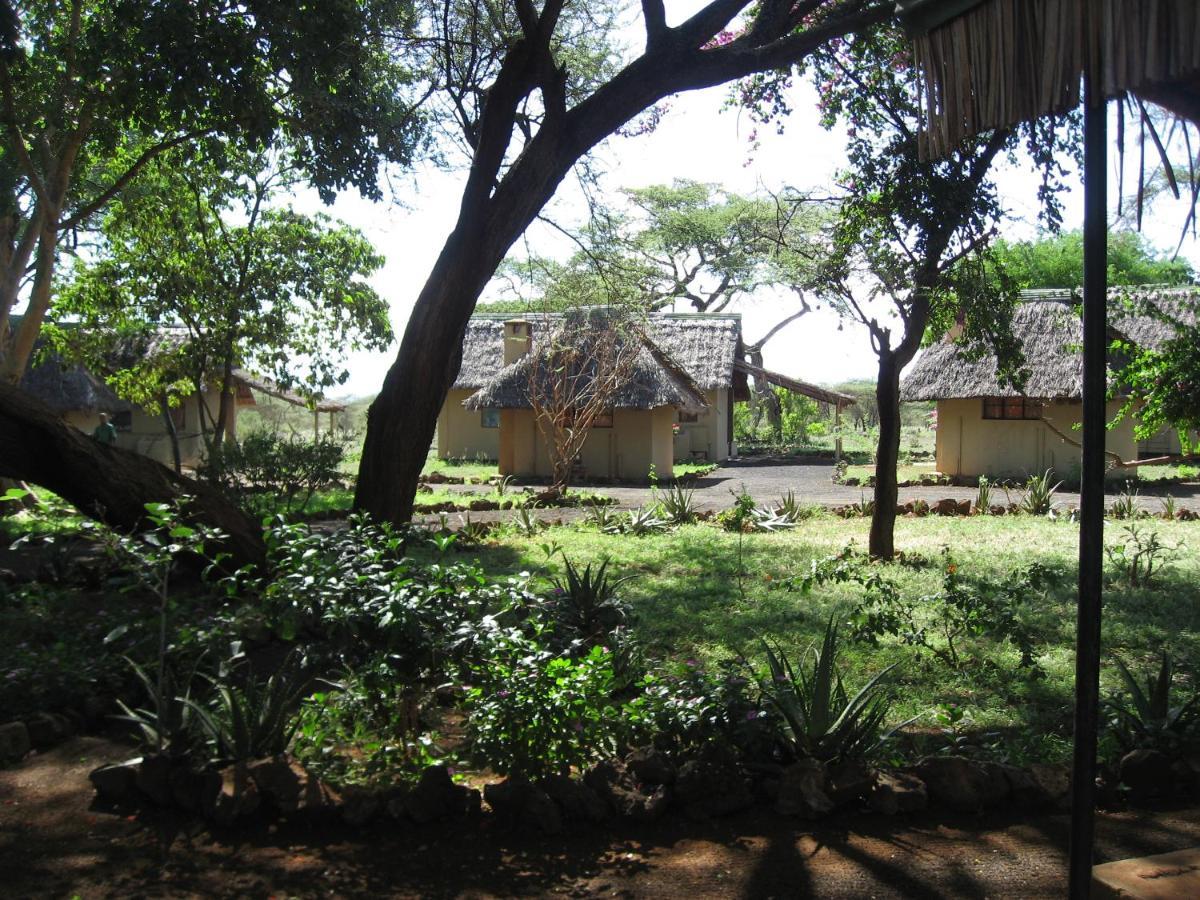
[[422, 455, 500, 480], [842, 463, 941, 483], [433, 514, 1200, 762]]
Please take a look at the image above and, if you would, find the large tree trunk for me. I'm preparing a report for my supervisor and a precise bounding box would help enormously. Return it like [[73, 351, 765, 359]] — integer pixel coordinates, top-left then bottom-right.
[[1, 221, 57, 383], [0, 382, 265, 570], [869, 351, 903, 559]]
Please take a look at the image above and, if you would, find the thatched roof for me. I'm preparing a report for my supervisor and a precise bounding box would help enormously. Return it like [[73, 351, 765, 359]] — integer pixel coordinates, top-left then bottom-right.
[[900, 286, 1200, 401], [452, 311, 741, 392], [900, 0, 1200, 157], [19, 354, 135, 416], [463, 313, 710, 413]]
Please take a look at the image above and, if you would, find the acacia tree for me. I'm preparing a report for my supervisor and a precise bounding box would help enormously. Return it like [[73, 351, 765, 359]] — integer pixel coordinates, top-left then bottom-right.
[[355, 0, 895, 523], [52, 153, 391, 453], [524, 309, 642, 493], [745, 26, 1073, 559], [0, 0, 424, 382]]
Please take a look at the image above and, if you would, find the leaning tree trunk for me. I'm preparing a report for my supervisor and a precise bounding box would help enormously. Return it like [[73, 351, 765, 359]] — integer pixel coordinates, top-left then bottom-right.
[[0, 382, 265, 570], [869, 351, 903, 560]]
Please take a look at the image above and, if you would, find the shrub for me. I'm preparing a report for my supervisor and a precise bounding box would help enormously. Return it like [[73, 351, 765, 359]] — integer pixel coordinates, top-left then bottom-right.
[[549, 557, 633, 647], [1020, 468, 1061, 516], [199, 432, 347, 516], [1105, 523, 1181, 588], [467, 633, 625, 779]]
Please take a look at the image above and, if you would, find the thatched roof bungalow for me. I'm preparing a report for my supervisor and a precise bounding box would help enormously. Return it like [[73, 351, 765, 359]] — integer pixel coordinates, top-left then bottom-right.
[[438, 310, 851, 481], [901, 287, 1199, 477]]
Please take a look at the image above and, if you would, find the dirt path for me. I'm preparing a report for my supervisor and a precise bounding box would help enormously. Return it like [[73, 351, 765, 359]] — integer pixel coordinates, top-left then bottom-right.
[[5, 737, 1200, 898]]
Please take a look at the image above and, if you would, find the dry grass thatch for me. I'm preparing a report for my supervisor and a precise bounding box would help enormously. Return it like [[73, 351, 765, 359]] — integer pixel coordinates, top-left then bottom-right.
[[452, 311, 741, 393], [463, 313, 709, 414], [900, 286, 1200, 401], [905, 0, 1200, 157]]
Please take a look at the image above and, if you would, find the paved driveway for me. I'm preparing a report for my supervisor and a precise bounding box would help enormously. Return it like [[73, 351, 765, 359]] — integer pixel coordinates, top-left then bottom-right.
[[591, 458, 1200, 513]]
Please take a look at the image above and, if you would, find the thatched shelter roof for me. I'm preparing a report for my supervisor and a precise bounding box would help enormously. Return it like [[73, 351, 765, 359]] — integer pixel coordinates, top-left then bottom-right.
[[19, 354, 135, 416], [900, 286, 1200, 401], [899, 0, 1200, 157], [452, 312, 742, 392], [463, 312, 710, 414]]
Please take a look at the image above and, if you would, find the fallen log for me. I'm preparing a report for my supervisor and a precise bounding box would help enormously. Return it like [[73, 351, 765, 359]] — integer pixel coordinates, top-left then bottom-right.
[[0, 382, 265, 571]]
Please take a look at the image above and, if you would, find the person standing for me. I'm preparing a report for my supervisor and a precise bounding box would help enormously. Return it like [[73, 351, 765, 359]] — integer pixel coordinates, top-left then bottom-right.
[[92, 412, 118, 446]]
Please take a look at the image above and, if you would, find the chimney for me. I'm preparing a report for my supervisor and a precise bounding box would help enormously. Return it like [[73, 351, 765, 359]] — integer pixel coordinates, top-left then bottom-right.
[[503, 319, 533, 365]]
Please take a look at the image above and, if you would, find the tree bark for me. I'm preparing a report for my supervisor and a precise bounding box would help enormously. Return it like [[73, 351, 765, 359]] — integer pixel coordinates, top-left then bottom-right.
[[160, 394, 182, 475], [0, 381, 265, 570], [869, 351, 902, 559], [1, 220, 56, 383]]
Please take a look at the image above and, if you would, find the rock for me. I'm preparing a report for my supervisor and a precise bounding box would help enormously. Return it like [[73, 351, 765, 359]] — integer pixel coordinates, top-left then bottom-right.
[[1119, 748, 1174, 796], [998, 764, 1050, 809], [468, 499, 499, 511], [957, 499, 972, 515], [1028, 763, 1071, 809], [933, 498, 959, 516], [584, 760, 670, 822], [248, 756, 339, 815], [24, 711, 73, 750], [775, 759, 834, 819], [170, 765, 221, 813], [827, 761, 873, 808], [539, 774, 607, 823], [485, 778, 562, 835], [626, 747, 676, 786], [341, 788, 382, 827], [90, 758, 142, 804], [385, 786, 412, 821], [1178, 508, 1198, 521], [915, 756, 1009, 813], [434, 683, 466, 706], [868, 770, 928, 815], [203, 762, 260, 826], [426, 471, 446, 484], [0, 721, 31, 762], [674, 759, 754, 818], [990, 504, 1008, 516], [403, 765, 479, 824], [136, 754, 175, 806], [81, 695, 113, 726]]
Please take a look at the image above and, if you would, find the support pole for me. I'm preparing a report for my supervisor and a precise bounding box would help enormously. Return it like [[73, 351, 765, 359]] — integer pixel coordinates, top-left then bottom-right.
[[835, 403, 843, 465], [1068, 74, 1108, 900]]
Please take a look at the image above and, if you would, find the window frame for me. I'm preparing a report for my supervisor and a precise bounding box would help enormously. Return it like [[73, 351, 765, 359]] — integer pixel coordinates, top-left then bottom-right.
[[480, 408, 501, 429], [982, 397, 1043, 421]]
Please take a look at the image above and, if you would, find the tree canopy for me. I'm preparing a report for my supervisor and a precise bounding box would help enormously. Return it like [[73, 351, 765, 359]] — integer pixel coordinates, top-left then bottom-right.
[[990, 231, 1194, 290], [0, 0, 426, 381], [51, 154, 390, 448]]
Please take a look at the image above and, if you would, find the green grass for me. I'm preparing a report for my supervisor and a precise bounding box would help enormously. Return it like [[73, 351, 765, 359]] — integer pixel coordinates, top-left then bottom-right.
[[422, 454, 500, 480], [1133, 463, 1199, 483], [430, 515, 1200, 762], [672, 461, 719, 478]]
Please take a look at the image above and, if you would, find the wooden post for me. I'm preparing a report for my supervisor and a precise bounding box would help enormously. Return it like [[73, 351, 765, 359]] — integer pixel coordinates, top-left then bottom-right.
[[313, 409, 319, 439], [834, 403, 843, 465], [1068, 73, 1107, 900]]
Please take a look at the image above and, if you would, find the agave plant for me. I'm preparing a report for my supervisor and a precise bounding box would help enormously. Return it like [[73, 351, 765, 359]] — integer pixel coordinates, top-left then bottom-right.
[[1020, 468, 1062, 516], [1104, 652, 1200, 753], [750, 506, 800, 531], [188, 650, 312, 762], [974, 476, 992, 515], [657, 483, 699, 525], [114, 656, 202, 758], [774, 490, 813, 524], [1108, 482, 1142, 521], [550, 557, 634, 644], [1161, 496, 1178, 521], [510, 506, 543, 537], [759, 619, 901, 763], [624, 506, 670, 536]]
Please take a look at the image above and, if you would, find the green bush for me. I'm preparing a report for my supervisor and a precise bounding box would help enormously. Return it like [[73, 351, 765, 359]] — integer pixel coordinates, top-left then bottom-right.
[[199, 432, 347, 516], [467, 632, 625, 779]]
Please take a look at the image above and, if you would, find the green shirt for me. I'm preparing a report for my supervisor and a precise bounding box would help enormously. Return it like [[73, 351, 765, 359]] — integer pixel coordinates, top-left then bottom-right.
[[93, 422, 118, 445]]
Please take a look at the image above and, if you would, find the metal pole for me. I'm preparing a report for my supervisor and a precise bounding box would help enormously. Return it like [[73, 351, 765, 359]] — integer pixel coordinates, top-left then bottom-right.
[[1068, 73, 1108, 900]]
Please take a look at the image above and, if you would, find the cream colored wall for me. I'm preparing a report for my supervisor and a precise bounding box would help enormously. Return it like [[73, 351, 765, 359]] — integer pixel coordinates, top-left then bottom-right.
[[64, 387, 229, 469], [935, 398, 1136, 479], [496, 406, 674, 482], [1138, 426, 1197, 457], [672, 389, 731, 462], [437, 389, 500, 460]]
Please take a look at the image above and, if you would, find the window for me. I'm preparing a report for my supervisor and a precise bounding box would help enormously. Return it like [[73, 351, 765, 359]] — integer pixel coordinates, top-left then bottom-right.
[[982, 397, 1042, 420], [678, 411, 699, 424], [111, 410, 133, 430], [480, 409, 501, 429], [591, 410, 614, 428]]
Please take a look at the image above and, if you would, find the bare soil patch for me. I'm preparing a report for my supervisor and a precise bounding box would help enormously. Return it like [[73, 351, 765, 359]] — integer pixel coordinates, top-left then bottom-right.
[[5, 737, 1200, 898]]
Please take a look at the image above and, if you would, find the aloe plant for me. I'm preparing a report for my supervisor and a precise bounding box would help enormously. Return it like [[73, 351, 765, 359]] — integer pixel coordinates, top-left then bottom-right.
[[1105, 652, 1200, 753], [656, 483, 699, 525], [550, 557, 633, 644], [1020, 468, 1062, 515], [759, 619, 901, 763], [188, 651, 312, 762]]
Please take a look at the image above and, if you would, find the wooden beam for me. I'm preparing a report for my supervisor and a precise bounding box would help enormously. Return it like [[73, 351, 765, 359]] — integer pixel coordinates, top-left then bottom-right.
[[732, 360, 856, 408]]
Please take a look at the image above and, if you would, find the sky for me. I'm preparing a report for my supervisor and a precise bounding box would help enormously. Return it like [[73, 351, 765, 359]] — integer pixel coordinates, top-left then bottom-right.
[[294, 57, 1200, 402]]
